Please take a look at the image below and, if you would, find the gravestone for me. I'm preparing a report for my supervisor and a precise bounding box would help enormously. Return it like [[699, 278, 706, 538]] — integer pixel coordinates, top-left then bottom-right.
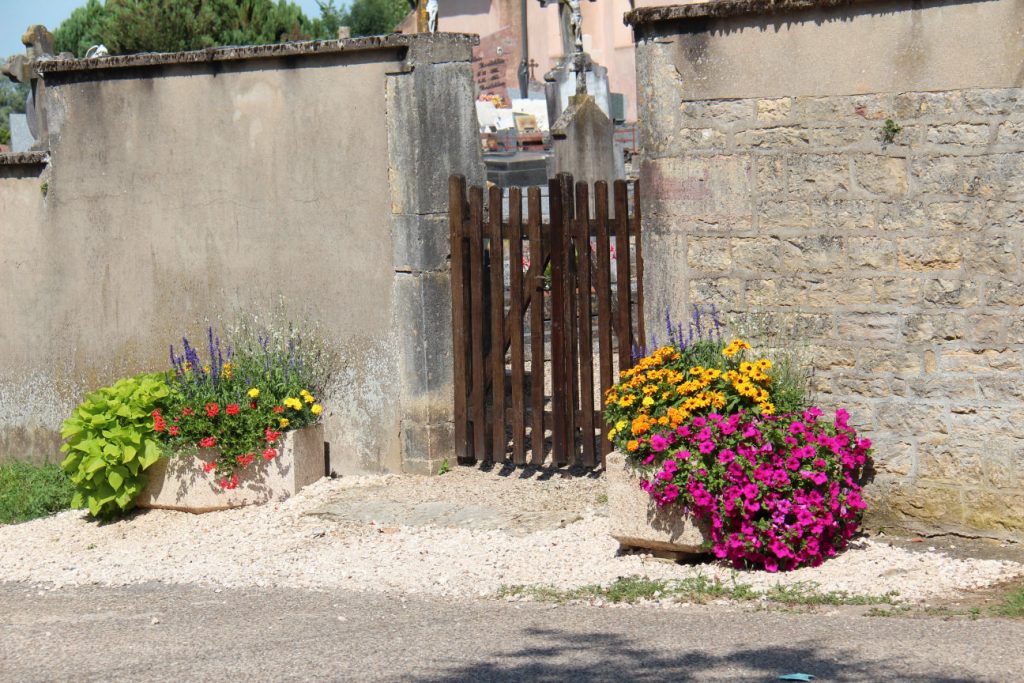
[[544, 54, 610, 129], [9, 113, 31, 152], [550, 92, 621, 185]]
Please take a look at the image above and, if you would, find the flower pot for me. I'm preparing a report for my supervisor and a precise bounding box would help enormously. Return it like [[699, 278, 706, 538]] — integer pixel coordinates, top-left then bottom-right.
[[136, 424, 325, 513], [606, 450, 712, 556]]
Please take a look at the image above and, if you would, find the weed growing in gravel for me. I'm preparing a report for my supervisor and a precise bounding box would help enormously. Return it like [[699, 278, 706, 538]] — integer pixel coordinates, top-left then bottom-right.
[[0, 462, 74, 524], [765, 581, 899, 606], [498, 576, 898, 607], [994, 586, 1024, 618]]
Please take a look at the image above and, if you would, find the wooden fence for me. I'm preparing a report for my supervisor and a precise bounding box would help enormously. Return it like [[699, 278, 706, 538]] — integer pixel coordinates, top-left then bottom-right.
[[448, 173, 645, 468]]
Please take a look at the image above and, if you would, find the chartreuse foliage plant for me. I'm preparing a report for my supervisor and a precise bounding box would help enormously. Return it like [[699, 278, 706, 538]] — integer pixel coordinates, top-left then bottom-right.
[[59, 373, 169, 519]]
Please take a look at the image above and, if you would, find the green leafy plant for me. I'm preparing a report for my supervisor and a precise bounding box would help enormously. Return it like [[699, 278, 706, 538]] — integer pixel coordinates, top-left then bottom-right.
[[40, 182, 48, 197], [437, 458, 450, 475], [0, 462, 74, 524], [880, 118, 902, 145], [59, 373, 169, 519]]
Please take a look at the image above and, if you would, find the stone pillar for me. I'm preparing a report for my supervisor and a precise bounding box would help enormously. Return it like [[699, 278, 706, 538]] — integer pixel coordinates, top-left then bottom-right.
[[385, 36, 486, 474]]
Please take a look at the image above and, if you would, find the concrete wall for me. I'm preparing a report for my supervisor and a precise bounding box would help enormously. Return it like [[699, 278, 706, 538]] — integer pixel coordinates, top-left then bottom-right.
[[0, 36, 484, 475], [630, 0, 1024, 538]]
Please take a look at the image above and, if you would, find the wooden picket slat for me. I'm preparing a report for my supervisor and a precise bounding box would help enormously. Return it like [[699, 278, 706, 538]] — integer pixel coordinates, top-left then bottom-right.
[[613, 180, 633, 374], [448, 175, 470, 463], [559, 174, 579, 464], [468, 186, 487, 461], [593, 181, 614, 461], [527, 187, 545, 465], [488, 186, 506, 463], [448, 175, 643, 470], [575, 181, 596, 467], [508, 187, 527, 465], [633, 180, 646, 352], [548, 176, 568, 466]]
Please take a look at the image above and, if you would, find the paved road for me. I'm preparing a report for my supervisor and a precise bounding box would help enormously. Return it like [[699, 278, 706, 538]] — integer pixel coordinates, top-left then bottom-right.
[[1, 582, 1021, 682]]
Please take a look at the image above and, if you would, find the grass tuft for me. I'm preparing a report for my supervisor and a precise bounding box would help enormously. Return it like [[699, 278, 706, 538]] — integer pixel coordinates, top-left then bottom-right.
[[498, 575, 897, 607], [0, 462, 74, 525]]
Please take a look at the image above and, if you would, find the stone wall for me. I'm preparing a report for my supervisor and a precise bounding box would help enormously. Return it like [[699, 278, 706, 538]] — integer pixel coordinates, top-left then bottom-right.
[[0, 36, 484, 475], [629, 0, 1024, 538]]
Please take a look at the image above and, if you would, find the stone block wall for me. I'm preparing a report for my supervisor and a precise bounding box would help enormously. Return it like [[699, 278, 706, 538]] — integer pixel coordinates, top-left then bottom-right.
[[629, 0, 1024, 538]]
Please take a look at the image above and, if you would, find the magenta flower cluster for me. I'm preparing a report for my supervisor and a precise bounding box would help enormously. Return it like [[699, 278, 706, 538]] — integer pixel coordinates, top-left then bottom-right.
[[636, 408, 872, 572]]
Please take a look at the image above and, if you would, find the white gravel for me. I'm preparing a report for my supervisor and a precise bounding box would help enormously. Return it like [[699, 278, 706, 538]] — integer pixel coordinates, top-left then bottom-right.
[[1, 468, 1021, 603]]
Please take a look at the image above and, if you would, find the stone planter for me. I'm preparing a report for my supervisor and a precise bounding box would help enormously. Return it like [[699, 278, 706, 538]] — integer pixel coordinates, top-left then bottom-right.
[[136, 424, 325, 513], [606, 450, 712, 556]]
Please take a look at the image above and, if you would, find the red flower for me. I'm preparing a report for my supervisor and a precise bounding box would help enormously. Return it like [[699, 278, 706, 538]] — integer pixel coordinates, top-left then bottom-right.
[[182, 407, 194, 417], [202, 461, 217, 473], [226, 404, 240, 416], [273, 405, 285, 414], [152, 410, 166, 433], [237, 452, 255, 467], [169, 425, 180, 437], [264, 427, 281, 443], [199, 436, 217, 448], [219, 474, 239, 490], [263, 448, 277, 461], [205, 403, 220, 418], [250, 401, 258, 410]]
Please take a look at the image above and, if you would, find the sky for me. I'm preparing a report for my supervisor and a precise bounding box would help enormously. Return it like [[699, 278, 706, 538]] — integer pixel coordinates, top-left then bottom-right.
[[1, 0, 333, 59]]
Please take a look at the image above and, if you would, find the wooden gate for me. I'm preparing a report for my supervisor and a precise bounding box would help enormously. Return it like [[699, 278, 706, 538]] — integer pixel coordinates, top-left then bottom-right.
[[448, 173, 645, 468]]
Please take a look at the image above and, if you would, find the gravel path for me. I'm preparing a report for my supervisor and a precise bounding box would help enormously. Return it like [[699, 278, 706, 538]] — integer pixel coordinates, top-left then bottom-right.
[[1, 468, 1021, 602]]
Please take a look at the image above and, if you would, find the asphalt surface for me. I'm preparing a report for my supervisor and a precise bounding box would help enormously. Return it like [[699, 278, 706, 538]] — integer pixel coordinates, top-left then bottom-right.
[[2, 582, 1022, 682]]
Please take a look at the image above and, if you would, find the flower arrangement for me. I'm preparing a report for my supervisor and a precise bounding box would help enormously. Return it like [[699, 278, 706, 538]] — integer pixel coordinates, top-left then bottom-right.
[[158, 327, 325, 489], [606, 309, 872, 571]]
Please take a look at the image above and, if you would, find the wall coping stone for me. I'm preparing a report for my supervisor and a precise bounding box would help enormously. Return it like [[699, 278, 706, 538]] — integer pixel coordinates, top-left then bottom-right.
[[626, 0, 909, 26], [32, 33, 479, 76], [0, 151, 48, 166]]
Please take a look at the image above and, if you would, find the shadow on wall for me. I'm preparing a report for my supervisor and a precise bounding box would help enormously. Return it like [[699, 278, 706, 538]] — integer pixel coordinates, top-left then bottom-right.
[[409, 627, 976, 682]]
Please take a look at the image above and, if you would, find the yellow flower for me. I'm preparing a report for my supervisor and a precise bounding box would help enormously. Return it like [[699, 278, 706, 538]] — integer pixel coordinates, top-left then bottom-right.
[[311, 404, 323, 415], [760, 402, 775, 415], [248, 387, 260, 398], [302, 391, 315, 404], [284, 397, 303, 410], [618, 395, 636, 408], [222, 363, 233, 379], [627, 440, 639, 452], [279, 418, 290, 428], [642, 396, 655, 407]]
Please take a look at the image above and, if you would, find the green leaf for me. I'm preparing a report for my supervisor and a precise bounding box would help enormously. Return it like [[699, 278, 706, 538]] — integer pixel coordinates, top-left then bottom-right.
[[87, 495, 102, 516], [139, 440, 161, 469], [70, 492, 84, 509], [107, 468, 125, 490], [121, 444, 137, 463], [83, 455, 106, 474]]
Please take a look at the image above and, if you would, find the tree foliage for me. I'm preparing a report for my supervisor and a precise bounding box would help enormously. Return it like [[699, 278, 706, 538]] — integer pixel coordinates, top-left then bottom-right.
[[0, 80, 29, 147], [53, 0, 342, 57], [337, 0, 412, 37]]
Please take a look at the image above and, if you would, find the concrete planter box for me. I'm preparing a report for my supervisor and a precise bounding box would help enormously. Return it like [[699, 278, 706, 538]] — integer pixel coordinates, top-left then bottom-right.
[[606, 450, 711, 556], [137, 424, 325, 513]]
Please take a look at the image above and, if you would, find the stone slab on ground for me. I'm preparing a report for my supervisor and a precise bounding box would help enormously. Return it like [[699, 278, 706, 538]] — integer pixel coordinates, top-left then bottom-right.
[[606, 450, 712, 554], [307, 490, 582, 536]]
